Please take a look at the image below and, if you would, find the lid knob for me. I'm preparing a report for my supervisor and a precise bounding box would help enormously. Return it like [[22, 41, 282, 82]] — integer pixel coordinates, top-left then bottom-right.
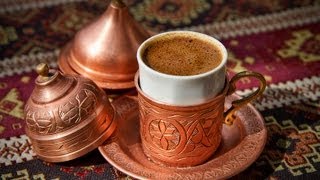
[[36, 63, 49, 77], [111, 0, 126, 8]]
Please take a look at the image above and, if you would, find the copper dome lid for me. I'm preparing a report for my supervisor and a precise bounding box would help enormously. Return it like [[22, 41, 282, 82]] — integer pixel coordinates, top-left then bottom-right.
[[24, 63, 117, 162], [58, 0, 150, 90]]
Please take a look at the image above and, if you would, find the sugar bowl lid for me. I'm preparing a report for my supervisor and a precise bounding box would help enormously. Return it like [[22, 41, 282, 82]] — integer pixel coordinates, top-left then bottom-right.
[[58, 0, 150, 90], [24, 63, 117, 162]]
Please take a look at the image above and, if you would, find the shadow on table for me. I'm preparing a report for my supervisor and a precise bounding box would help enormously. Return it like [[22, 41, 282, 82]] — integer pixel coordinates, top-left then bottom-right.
[[56, 149, 108, 167]]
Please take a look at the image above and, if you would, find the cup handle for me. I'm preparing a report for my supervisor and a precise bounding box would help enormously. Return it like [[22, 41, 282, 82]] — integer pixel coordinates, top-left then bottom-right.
[[224, 71, 266, 125]]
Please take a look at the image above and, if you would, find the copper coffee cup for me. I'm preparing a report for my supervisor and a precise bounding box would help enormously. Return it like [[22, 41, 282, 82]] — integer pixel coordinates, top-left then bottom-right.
[[135, 71, 266, 167]]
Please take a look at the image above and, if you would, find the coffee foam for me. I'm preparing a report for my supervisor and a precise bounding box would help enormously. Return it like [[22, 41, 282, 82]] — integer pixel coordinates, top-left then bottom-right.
[[143, 34, 222, 76]]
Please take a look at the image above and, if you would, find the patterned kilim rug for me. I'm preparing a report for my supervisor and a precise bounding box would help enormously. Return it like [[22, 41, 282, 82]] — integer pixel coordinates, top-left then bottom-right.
[[0, 0, 320, 179]]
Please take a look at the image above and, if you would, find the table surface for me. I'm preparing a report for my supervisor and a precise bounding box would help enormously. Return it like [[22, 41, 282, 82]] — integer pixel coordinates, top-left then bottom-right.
[[0, 0, 319, 179]]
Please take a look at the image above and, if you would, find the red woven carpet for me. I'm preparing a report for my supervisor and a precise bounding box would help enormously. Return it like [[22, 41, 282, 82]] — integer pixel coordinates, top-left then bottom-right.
[[0, 0, 319, 179]]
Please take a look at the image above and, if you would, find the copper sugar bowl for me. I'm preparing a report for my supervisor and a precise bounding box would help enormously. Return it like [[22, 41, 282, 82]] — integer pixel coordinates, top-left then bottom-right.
[[58, 0, 150, 90], [24, 63, 117, 162]]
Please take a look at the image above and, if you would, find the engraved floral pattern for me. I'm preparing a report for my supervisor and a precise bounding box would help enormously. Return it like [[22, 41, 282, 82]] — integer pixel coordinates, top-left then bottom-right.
[[149, 120, 180, 150], [25, 87, 97, 134], [25, 108, 55, 134], [187, 118, 218, 150], [139, 93, 224, 164], [58, 89, 97, 125]]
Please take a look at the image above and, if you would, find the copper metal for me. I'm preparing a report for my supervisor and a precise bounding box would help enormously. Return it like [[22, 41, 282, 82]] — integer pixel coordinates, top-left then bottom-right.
[[134, 71, 266, 167], [224, 71, 266, 125], [58, 0, 150, 90], [137, 78, 226, 167], [99, 94, 267, 179], [24, 63, 117, 162]]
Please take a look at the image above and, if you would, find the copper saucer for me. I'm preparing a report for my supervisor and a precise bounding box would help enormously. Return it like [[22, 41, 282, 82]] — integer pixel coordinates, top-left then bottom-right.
[[100, 94, 267, 179]]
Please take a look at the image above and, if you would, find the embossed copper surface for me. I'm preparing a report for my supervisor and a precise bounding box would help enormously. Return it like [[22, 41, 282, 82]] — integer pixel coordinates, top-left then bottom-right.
[[24, 63, 117, 162], [135, 71, 266, 167], [137, 80, 226, 167], [99, 94, 267, 179], [58, 0, 150, 89]]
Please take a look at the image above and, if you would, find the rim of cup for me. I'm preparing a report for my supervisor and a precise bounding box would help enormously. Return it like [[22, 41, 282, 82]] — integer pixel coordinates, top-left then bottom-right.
[[137, 30, 228, 80]]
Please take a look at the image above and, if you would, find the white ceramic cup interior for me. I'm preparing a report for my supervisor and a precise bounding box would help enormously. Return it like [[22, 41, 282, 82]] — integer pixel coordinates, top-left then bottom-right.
[[137, 31, 228, 106]]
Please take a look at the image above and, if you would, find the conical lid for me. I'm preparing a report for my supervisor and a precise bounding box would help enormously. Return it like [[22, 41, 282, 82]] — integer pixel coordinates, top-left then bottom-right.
[[24, 63, 117, 162], [58, 0, 150, 90]]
